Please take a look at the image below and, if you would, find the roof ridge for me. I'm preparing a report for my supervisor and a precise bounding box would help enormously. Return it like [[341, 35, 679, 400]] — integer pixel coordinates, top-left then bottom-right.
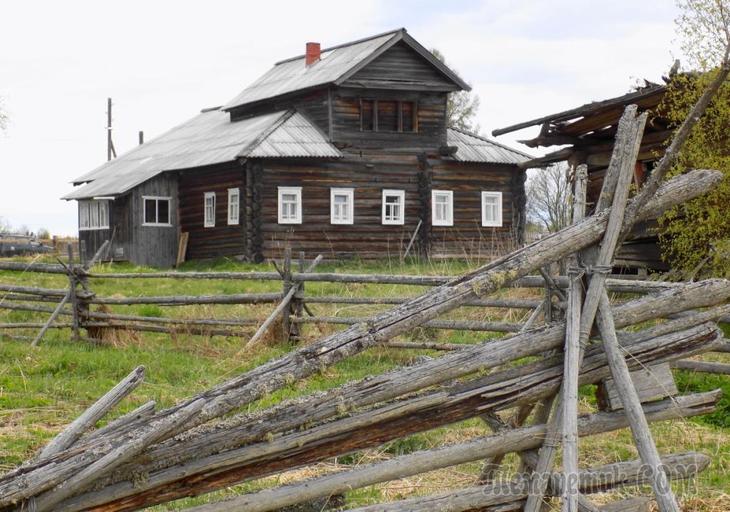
[[274, 28, 404, 65], [449, 127, 533, 159]]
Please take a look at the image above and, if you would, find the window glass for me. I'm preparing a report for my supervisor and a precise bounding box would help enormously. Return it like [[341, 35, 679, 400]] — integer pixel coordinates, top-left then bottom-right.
[[144, 199, 156, 224], [401, 102, 415, 132], [432, 190, 453, 226], [157, 199, 170, 224], [481, 192, 503, 227], [228, 188, 240, 225], [278, 187, 302, 224], [204, 193, 216, 227], [79, 200, 109, 230], [377, 101, 398, 131], [361, 99, 374, 131], [382, 189, 405, 225], [330, 188, 354, 224]]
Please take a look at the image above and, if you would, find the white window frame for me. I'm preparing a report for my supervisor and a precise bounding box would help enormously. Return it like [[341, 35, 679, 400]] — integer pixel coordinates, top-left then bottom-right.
[[79, 200, 110, 231], [204, 192, 216, 228], [382, 189, 405, 225], [278, 186, 302, 224], [431, 190, 453, 227], [227, 188, 240, 225], [330, 187, 354, 225], [142, 196, 172, 227], [481, 191, 503, 227]]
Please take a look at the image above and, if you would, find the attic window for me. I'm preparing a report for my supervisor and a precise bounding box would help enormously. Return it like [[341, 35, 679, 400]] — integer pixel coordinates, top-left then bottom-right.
[[360, 100, 417, 133]]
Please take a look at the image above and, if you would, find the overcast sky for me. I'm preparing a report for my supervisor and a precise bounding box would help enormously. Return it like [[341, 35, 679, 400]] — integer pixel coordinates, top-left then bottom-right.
[[0, 0, 680, 236]]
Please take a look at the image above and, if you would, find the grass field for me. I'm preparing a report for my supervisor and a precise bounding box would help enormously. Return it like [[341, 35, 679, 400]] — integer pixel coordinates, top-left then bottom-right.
[[1, 255, 729, 510]]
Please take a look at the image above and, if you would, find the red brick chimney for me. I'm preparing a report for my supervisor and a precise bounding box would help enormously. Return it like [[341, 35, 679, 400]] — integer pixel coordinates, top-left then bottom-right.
[[305, 42, 321, 66]]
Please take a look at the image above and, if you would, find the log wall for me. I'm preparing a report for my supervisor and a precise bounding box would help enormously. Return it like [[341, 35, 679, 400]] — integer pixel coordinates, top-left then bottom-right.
[[331, 88, 447, 150], [256, 155, 525, 261], [429, 160, 525, 259], [179, 162, 246, 261]]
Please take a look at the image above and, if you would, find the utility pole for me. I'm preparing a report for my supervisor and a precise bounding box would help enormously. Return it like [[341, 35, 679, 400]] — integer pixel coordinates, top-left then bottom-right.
[[106, 97, 117, 161]]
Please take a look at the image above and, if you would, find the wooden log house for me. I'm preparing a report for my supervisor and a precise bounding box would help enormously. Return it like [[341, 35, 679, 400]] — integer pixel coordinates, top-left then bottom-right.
[[493, 78, 675, 270], [64, 29, 530, 267]]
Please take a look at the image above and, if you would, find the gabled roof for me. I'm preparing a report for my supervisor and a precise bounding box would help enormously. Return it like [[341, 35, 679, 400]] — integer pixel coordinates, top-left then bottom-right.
[[63, 109, 341, 200], [222, 28, 470, 112], [447, 128, 532, 165]]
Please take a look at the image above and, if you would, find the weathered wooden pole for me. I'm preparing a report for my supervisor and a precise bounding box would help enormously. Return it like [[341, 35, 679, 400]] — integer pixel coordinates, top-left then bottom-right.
[[595, 292, 681, 511], [561, 162, 588, 512], [37, 366, 145, 460], [281, 247, 292, 341], [246, 254, 322, 347], [525, 107, 647, 512]]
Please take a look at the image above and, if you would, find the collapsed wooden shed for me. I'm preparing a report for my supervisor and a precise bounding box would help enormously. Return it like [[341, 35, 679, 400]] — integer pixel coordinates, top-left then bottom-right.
[[493, 80, 672, 270]]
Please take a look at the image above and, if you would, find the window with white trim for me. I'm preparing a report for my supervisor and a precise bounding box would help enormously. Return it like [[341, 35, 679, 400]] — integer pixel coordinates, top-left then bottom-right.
[[79, 200, 110, 230], [330, 188, 354, 224], [204, 192, 216, 228], [142, 196, 171, 226], [431, 190, 453, 226], [278, 186, 302, 224], [481, 191, 503, 227], [382, 189, 405, 225], [228, 188, 240, 225]]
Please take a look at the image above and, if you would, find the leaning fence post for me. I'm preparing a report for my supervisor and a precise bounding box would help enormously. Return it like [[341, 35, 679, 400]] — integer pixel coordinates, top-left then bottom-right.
[[67, 245, 81, 341], [281, 248, 292, 342], [290, 251, 306, 341]]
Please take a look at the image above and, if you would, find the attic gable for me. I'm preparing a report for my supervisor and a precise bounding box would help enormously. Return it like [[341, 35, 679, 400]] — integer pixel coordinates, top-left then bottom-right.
[[222, 29, 469, 113], [342, 41, 463, 91]]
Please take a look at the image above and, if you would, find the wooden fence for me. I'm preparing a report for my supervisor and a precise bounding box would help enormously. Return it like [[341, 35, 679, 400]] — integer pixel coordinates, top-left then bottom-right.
[[1, 250, 728, 373]]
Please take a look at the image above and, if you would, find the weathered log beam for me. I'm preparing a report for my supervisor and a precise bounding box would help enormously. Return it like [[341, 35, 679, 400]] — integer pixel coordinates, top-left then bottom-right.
[[345, 452, 710, 512], [6, 279, 730, 511], [0, 172, 721, 509], [52, 321, 721, 511], [37, 367, 145, 460], [89, 292, 282, 306], [31, 398, 206, 512], [181, 417, 712, 512], [672, 360, 730, 375], [291, 316, 522, 333], [527, 106, 649, 512]]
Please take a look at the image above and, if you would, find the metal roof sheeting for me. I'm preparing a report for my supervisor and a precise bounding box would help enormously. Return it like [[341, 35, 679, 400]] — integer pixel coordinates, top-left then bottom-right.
[[222, 32, 399, 111], [63, 109, 340, 200], [447, 128, 532, 165]]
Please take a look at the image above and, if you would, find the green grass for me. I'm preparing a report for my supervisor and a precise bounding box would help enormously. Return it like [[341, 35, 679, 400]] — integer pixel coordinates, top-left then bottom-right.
[[1, 255, 729, 510]]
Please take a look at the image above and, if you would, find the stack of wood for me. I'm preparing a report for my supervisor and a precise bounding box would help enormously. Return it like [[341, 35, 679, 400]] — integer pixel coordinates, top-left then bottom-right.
[[1, 70, 729, 511]]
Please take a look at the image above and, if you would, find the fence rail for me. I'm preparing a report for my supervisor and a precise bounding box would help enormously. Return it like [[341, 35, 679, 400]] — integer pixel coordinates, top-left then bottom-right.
[[0, 254, 728, 363]]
